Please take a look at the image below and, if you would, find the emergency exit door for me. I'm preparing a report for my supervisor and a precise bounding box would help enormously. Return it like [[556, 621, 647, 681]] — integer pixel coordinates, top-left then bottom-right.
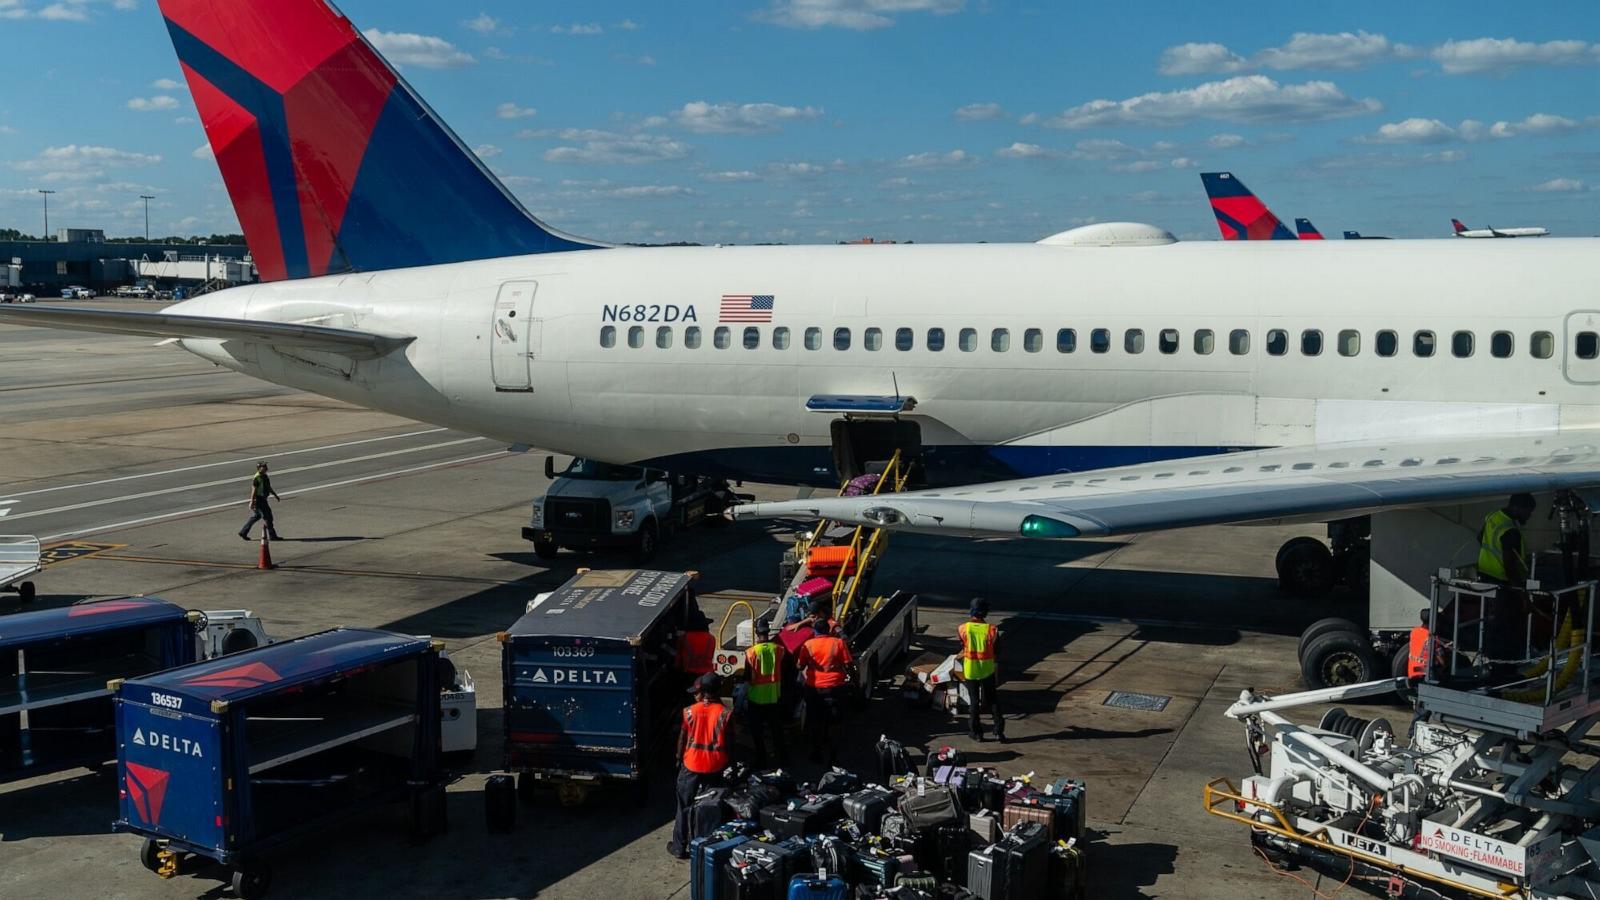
[[1564, 310, 1600, 385], [491, 280, 539, 392]]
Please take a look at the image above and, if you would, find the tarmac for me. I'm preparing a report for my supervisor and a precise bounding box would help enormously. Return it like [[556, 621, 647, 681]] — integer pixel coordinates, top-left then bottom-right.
[[0, 301, 1374, 899]]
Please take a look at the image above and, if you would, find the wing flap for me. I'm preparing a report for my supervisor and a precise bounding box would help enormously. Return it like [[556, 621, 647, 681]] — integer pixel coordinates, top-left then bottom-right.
[[0, 306, 412, 361]]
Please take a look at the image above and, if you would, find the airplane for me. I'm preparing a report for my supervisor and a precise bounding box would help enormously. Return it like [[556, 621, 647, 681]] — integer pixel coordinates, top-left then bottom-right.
[[1294, 218, 1324, 240], [4, 0, 1600, 638], [1342, 231, 1390, 240], [1452, 219, 1549, 239], [1200, 172, 1297, 241]]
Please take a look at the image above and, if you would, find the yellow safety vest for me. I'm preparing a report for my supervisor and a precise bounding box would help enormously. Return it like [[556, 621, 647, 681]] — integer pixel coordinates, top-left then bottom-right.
[[746, 641, 783, 706], [960, 621, 996, 681], [1478, 510, 1527, 583]]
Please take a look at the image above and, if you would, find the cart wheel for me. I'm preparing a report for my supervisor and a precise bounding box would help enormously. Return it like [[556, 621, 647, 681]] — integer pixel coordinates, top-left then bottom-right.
[[533, 539, 559, 560], [18, 581, 34, 603], [633, 520, 659, 564], [232, 863, 272, 899], [517, 772, 539, 806], [140, 838, 162, 873]]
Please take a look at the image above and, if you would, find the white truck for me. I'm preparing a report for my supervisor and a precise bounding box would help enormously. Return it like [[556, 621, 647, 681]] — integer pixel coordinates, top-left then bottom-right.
[[523, 457, 740, 563]]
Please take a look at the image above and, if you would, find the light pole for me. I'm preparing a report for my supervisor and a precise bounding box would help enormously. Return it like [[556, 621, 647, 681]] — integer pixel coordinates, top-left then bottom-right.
[[139, 194, 155, 241], [37, 189, 54, 241]]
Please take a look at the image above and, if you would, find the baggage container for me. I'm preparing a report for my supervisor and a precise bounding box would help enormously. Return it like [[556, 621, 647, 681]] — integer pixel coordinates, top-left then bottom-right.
[[500, 569, 700, 806], [2, 596, 197, 781], [113, 627, 446, 898]]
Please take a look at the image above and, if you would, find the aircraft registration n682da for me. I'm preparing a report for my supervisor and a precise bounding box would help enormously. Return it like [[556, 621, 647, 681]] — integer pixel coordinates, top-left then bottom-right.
[[4, 0, 1600, 569]]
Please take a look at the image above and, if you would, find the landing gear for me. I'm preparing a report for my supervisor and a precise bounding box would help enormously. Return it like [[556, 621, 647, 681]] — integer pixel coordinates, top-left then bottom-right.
[[1276, 537, 1333, 596], [1299, 630, 1381, 689]]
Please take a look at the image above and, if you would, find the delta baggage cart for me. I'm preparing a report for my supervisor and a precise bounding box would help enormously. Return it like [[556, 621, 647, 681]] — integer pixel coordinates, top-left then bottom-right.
[[498, 569, 700, 812], [0, 534, 41, 603], [112, 628, 447, 899], [2, 596, 198, 781]]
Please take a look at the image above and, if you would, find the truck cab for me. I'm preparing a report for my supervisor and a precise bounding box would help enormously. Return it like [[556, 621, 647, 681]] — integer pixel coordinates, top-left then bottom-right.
[[523, 458, 739, 563]]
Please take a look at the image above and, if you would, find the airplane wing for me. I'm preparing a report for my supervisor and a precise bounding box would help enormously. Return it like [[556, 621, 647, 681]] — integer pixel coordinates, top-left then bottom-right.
[[730, 431, 1600, 539], [0, 306, 413, 361]]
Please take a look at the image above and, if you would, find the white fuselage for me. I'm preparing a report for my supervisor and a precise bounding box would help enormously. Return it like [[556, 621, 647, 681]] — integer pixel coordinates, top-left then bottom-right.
[[1454, 227, 1550, 239], [168, 238, 1600, 486]]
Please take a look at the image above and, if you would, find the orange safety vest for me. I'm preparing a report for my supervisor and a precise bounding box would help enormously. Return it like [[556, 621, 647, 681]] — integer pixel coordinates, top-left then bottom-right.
[[801, 635, 852, 689], [1407, 625, 1431, 680], [745, 641, 785, 705], [959, 620, 997, 681], [682, 700, 732, 774], [678, 631, 715, 675]]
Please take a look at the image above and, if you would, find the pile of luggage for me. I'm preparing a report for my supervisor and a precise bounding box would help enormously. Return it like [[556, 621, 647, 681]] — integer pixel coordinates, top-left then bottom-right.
[[688, 737, 1087, 899]]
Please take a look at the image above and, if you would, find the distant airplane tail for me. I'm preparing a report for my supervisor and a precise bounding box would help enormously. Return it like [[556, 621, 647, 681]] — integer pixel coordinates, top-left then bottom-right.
[[1294, 218, 1324, 240], [1199, 172, 1296, 241], [158, 0, 603, 281], [1451, 218, 1469, 234]]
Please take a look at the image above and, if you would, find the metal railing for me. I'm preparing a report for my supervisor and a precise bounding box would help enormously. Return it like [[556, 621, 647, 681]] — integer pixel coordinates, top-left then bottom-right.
[[1427, 573, 1597, 707]]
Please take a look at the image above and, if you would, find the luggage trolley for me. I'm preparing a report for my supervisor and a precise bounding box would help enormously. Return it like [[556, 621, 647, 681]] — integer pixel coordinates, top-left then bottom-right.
[[112, 628, 447, 899], [0, 534, 42, 603]]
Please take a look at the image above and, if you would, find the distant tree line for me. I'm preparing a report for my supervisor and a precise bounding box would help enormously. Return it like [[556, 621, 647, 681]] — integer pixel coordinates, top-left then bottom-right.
[[0, 227, 247, 245]]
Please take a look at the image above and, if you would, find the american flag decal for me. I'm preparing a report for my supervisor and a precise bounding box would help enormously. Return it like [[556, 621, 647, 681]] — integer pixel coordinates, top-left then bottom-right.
[[719, 294, 775, 323]]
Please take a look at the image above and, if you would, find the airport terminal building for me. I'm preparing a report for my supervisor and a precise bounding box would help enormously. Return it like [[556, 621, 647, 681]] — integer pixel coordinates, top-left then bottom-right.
[[0, 228, 254, 294]]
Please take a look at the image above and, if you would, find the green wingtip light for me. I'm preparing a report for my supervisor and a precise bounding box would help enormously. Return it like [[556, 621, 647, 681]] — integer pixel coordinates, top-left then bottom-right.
[[1020, 515, 1080, 539]]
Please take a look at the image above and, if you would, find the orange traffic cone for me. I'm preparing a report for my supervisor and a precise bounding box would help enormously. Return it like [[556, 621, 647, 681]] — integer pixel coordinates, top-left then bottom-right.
[[257, 534, 275, 570]]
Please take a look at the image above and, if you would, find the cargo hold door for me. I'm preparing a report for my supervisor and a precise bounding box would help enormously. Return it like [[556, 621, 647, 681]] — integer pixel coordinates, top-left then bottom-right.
[[491, 280, 539, 392]]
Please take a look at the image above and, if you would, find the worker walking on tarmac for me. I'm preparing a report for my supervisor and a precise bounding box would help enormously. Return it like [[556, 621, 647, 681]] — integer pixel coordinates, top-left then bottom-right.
[[238, 461, 282, 541], [668, 673, 734, 859], [1479, 493, 1535, 585], [795, 618, 853, 767], [742, 619, 787, 767], [958, 598, 1006, 743]]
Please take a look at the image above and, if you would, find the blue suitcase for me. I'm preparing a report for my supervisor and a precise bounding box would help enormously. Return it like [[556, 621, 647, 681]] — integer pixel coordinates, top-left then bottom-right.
[[788, 874, 848, 900], [1043, 779, 1086, 842], [691, 833, 752, 900]]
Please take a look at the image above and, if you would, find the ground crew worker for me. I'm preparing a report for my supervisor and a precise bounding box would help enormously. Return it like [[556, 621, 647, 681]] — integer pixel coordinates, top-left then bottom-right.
[[1407, 610, 1433, 683], [795, 618, 852, 766], [668, 673, 733, 859], [742, 619, 787, 766], [958, 597, 1006, 742], [676, 612, 716, 677], [237, 461, 282, 541], [1479, 493, 1535, 585]]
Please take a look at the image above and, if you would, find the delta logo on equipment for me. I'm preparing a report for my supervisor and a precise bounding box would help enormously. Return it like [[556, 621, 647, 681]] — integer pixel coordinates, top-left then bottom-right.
[[124, 762, 172, 825], [528, 667, 620, 686], [1416, 825, 1525, 875]]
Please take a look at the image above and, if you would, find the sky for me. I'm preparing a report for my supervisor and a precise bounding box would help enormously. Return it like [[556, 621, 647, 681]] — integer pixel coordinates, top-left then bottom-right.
[[0, 0, 1596, 244]]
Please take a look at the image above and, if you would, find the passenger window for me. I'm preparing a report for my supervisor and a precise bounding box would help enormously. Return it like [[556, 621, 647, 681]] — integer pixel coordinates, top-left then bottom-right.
[[1124, 329, 1144, 353], [1057, 328, 1076, 353], [743, 327, 760, 350], [1376, 330, 1397, 357], [1413, 330, 1435, 357], [927, 327, 945, 351], [685, 326, 702, 349], [772, 326, 791, 350], [1228, 329, 1249, 355], [1159, 329, 1179, 354], [1337, 330, 1359, 357], [1531, 331, 1554, 359], [1194, 329, 1214, 355], [1023, 328, 1042, 353], [833, 327, 851, 351], [1579, 332, 1600, 360], [656, 326, 673, 349], [1090, 328, 1110, 353], [864, 327, 883, 351], [1266, 329, 1287, 356], [714, 326, 731, 350], [991, 328, 1010, 352], [895, 327, 913, 351], [1490, 331, 1512, 358], [959, 328, 977, 352], [1452, 330, 1474, 358], [600, 325, 616, 348], [628, 325, 644, 349], [804, 327, 821, 351], [1301, 329, 1323, 356]]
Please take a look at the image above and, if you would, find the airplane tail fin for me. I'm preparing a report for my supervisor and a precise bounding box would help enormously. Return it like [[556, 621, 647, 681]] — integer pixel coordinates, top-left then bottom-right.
[[1294, 217, 1324, 240], [1199, 172, 1296, 241], [1451, 218, 1469, 234], [159, 0, 604, 281]]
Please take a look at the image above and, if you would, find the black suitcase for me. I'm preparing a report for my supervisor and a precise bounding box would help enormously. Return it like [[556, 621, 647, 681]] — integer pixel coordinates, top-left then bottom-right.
[[753, 768, 800, 796], [692, 787, 731, 842], [1048, 840, 1087, 900], [898, 785, 965, 832], [810, 835, 850, 879], [734, 836, 811, 888], [848, 846, 905, 888], [921, 822, 970, 886], [843, 786, 895, 832], [484, 773, 515, 833], [875, 735, 914, 783], [759, 794, 845, 838], [997, 823, 1049, 899], [817, 768, 861, 795], [727, 783, 782, 821], [923, 746, 967, 776], [721, 859, 778, 900]]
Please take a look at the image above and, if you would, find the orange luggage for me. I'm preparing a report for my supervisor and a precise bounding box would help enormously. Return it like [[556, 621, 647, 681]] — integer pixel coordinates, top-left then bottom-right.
[[806, 545, 858, 577]]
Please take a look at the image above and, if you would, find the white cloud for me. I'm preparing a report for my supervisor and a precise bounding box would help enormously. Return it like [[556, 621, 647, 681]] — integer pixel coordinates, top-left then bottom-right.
[[1433, 38, 1599, 75], [616, 19, 641, 31], [1360, 113, 1589, 144], [544, 133, 690, 165], [1532, 178, 1586, 193], [700, 170, 761, 182], [672, 101, 823, 134], [895, 149, 976, 168], [1068, 138, 1137, 160], [474, 143, 502, 159], [953, 102, 1005, 122], [1169, 156, 1199, 169], [151, 77, 181, 90], [995, 142, 1055, 160], [1207, 133, 1246, 149], [192, 143, 213, 160], [127, 95, 179, 112], [1256, 31, 1407, 70], [462, 12, 499, 34], [550, 22, 603, 35], [1158, 42, 1247, 76], [1316, 149, 1466, 170], [12, 144, 162, 182], [363, 29, 476, 69], [496, 102, 537, 120], [1109, 160, 1163, 173], [600, 184, 691, 199], [1357, 117, 1459, 144], [37, 2, 89, 21], [1044, 75, 1381, 128], [757, 0, 963, 31], [1496, 113, 1583, 136]]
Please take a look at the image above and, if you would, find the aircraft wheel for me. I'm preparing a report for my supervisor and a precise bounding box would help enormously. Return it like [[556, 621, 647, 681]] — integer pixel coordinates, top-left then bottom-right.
[[1277, 538, 1334, 596], [1297, 617, 1364, 663], [1301, 631, 1380, 689]]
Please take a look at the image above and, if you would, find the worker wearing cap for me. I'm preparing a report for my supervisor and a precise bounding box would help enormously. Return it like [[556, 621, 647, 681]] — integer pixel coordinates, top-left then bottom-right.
[[676, 610, 716, 677], [668, 673, 734, 859], [958, 598, 1006, 742], [795, 618, 853, 767], [742, 619, 787, 767], [1479, 493, 1535, 585], [237, 461, 282, 541]]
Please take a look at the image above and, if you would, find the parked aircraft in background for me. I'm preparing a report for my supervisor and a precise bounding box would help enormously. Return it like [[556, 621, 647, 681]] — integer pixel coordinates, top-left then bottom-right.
[[1294, 218, 1324, 240], [1343, 231, 1390, 240], [1452, 219, 1549, 239], [1200, 172, 1296, 241]]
